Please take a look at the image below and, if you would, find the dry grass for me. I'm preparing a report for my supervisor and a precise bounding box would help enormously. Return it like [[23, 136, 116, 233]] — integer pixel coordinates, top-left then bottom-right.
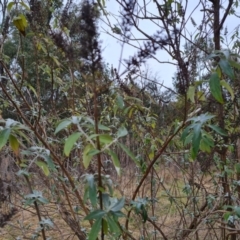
[[0, 164, 238, 239]]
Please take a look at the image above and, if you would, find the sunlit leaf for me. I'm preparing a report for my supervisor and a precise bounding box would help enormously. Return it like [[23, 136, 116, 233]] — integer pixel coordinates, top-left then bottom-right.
[[98, 124, 110, 131], [118, 143, 138, 164], [36, 160, 50, 176], [99, 134, 113, 144], [108, 150, 121, 175], [83, 144, 95, 168], [55, 119, 71, 134], [64, 132, 81, 156], [13, 14, 28, 36], [197, 91, 206, 101], [220, 80, 234, 100], [9, 134, 19, 155], [187, 86, 195, 103], [7, 2, 15, 12]]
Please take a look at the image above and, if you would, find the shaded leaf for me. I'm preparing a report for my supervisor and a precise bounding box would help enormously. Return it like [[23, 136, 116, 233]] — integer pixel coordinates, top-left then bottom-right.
[[102, 218, 108, 235], [235, 163, 240, 174], [209, 72, 223, 103], [85, 209, 106, 220], [117, 126, 128, 138], [192, 124, 201, 159], [208, 124, 228, 136], [109, 198, 125, 212], [0, 128, 11, 150], [219, 59, 234, 79], [106, 215, 121, 235], [116, 95, 124, 109], [85, 174, 97, 206], [88, 217, 102, 240]]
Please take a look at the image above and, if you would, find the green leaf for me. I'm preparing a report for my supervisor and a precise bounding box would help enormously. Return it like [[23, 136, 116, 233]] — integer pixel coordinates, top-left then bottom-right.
[[9, 134, 19, 155], [20, 1, 30, 10], [118, 143, 138, 164], [45, 156, 56, 171], [7, 2, 15, 12], [13, 14, 28, 36], [219, 59, 234, 79], [83, 144, 95, 168], [99, 134, 113, 144], [64, 132, 81, 156], [197, 91, 206, 101], [184, 132, 193, 146], [88, 218, 102, 240], [188, 113, 215, 123], [106, 215, 121, 234], [235, 163, 240, 174], [98, 124, 111, 131], [0, 128, 11, 150], [117, 126, 128, 138], [36, 160, 50, 176], [85, 174, 97, 206], [109, 198, 125, 212], [229, 59, 240, 70], [209, 72, 224, 103], [181, 125, 192, 141], [220, 80, 234, 100], [187, 86, 195, 103], [234, 207, 240, 218], [85, 209, 106, 220], [55, 119, 71, 134], [208, 124, 228, 136], [200, 136, 212, 153], [116, 95, 124, 109], [192, 125, 201, 159], [102, 218, 108, 234], [108, 150, 121, 175], [223, 212, 231, 221]]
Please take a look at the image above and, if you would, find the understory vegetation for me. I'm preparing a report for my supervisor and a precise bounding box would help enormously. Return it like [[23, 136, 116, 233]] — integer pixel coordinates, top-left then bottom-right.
[[1, 0, 240, 239]]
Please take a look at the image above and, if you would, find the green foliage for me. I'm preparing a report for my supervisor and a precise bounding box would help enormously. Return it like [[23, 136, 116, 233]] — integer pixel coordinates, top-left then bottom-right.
[[209, 72, 224, 103], [1, 0, 240, 239]]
